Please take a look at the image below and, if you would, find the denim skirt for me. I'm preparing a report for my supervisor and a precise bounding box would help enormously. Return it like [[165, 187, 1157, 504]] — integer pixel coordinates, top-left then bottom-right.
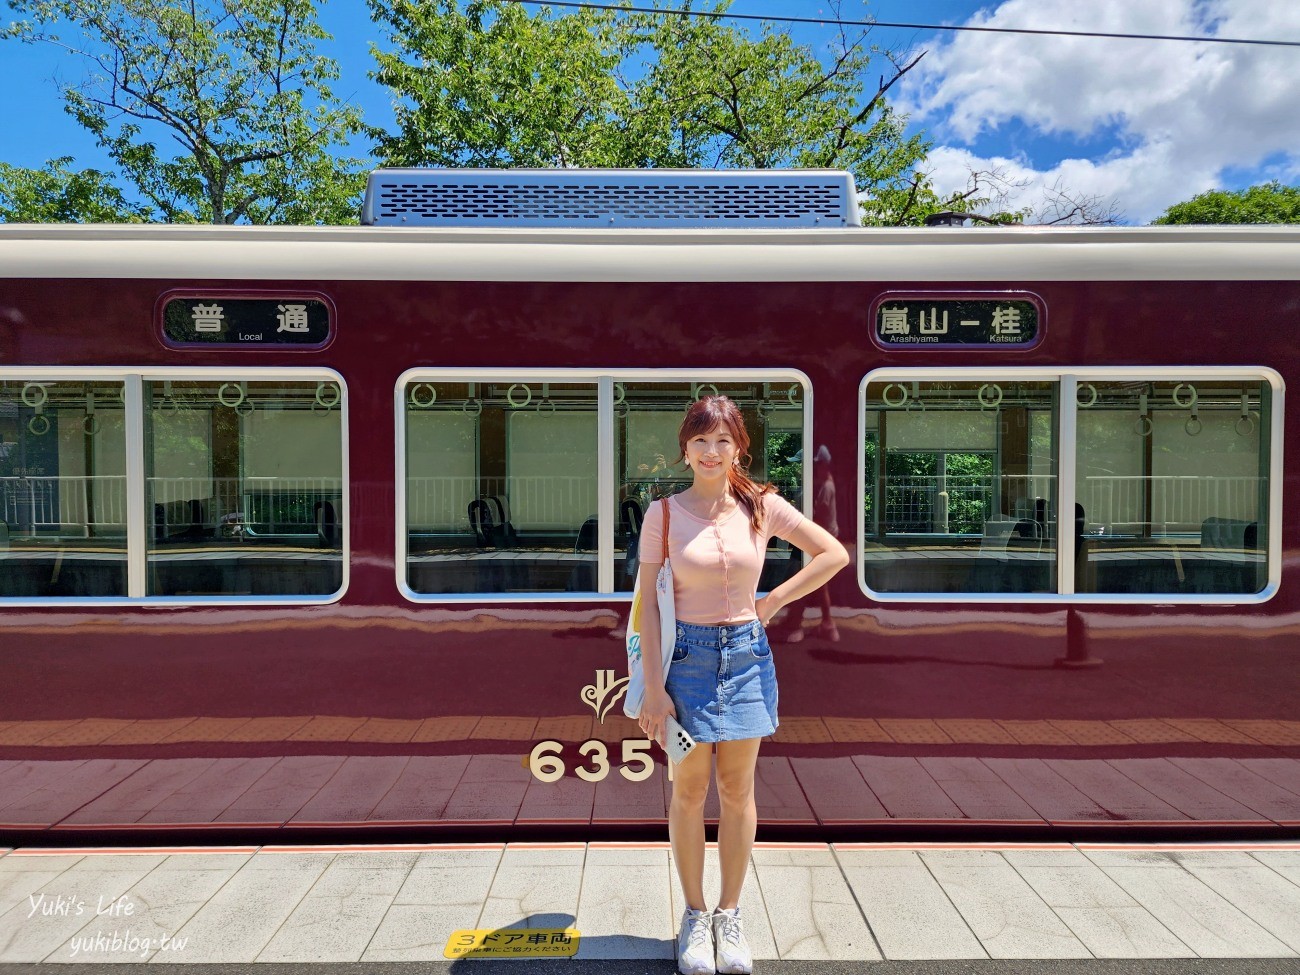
[[664, 620, 779, 743]]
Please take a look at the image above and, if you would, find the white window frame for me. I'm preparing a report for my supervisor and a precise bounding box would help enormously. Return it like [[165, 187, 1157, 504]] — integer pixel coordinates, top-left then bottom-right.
[[396, 367, 812, 603], [858, 366, 1284, 605], [0, 366, 349, 607]]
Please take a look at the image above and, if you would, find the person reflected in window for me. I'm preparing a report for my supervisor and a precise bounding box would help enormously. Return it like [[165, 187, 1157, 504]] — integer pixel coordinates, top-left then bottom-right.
[[769, 444, 840, 642], [635, 396, 848, 975]]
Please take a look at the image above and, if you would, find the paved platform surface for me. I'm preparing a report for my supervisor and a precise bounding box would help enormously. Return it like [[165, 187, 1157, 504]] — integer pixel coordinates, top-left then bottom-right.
[[1, 842, 1299, 966]]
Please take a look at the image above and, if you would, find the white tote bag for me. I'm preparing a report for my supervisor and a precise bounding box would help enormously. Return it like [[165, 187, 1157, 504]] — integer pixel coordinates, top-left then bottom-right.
[[622, 498, 674, 720]]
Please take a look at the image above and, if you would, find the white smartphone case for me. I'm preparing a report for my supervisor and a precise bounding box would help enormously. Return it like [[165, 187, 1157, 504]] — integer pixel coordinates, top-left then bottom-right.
[[663, 714, 697, 764]]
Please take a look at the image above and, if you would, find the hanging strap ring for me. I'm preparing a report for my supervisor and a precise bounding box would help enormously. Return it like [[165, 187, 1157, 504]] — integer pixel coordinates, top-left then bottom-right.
[[315, 382, 341, 409], [880, 383, 908, 408], [21, 383, 48, 408], [977, 383, 1003, 408], [1172, 383, 1198, 409], [408, 383, 437, 409], [506, 384, 532, 409], [218, 383, 245, 408]]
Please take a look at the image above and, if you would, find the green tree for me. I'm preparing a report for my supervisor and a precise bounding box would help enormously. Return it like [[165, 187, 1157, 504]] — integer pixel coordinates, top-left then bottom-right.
[[3, 0, 366, 224], [0, 157, 148, 222], [367, 0, 969, 226], [1153, 181, 1300, 225]]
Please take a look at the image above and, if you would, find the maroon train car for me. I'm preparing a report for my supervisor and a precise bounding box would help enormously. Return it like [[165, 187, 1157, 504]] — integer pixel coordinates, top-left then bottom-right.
[[0, 169, 1297, 842]]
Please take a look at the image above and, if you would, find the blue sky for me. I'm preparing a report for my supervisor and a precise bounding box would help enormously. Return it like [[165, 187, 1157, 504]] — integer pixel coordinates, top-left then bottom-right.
[[2, 0, 1297, 223]]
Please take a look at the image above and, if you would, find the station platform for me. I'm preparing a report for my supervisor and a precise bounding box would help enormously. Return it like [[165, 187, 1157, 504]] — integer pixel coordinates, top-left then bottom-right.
[[2, 841, 1299, 969]]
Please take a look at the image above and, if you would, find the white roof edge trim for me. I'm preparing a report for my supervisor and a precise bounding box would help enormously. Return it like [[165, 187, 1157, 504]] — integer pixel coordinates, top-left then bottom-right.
[[2, 231, 1300, 282], [3, 223, 1300, 244]]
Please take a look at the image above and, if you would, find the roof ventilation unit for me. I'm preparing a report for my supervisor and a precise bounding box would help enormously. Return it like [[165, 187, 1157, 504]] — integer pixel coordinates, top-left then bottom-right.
[[361, 168, 860, 228]]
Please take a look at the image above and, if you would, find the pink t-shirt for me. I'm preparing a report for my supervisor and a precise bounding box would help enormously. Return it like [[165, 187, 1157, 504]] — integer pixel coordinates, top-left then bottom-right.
[[639, 492, 805, 624]]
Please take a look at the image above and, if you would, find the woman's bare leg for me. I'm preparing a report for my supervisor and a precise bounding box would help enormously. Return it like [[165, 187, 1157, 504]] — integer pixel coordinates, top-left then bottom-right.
[[714, 737, 762, 911], [669, 743, 714, 911]]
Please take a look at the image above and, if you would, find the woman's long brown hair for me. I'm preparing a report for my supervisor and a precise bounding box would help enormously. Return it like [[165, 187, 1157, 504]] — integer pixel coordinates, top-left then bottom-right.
[[676, 395, 775, 534]]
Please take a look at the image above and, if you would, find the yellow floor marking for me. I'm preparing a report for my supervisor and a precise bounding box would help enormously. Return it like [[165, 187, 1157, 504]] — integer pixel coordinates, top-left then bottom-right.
[[287, 715, 367, 742], [98, 718, 199, 746], [995, 720, 1076, 746], [771, 717, 833, 744], [445, 929, 579, 958], [0, 720, 82, 746], [160, 716, 254, 743], [935, 719, 1019, 746], [1224, 720, 1300, 747], [1107, 719, 1199, 744], [38, 719, 138, 747], [1160, 718, 1261, 746], [1050, 720, 1137, 746], [878, 718, 952, 745], [411, 716, 480, 742], [225, 716, 314, 741], [469, 716, 539, 741], [535, 715, 598, 741], [348, 718, 423, 743], [2, 715, 1297, 748], [824, 717, 893, 743]]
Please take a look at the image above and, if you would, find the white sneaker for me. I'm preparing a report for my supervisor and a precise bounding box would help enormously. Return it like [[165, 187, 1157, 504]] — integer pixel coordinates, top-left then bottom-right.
[[712, 907, 753, 974], [676, 907, 715, 975]]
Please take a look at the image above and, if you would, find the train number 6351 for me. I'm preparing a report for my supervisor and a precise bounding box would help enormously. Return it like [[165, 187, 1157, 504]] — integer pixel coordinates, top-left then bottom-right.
[[529, 739, 655, 783]]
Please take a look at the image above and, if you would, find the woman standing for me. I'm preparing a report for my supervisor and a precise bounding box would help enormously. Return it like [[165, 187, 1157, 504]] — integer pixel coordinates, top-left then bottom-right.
[[636, 396, 849, 975]]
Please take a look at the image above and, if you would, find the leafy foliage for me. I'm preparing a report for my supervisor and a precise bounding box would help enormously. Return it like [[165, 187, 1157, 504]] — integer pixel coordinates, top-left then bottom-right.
[[0, 157, 147, 222], [1153, 181, 1300, 225], [367, 0, 966, 225], [4, 0, 366, 223], [863, 437, 994, 535]]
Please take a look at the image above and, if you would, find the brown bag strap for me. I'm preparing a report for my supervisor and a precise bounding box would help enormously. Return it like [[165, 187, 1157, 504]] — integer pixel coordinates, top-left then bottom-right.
[[661, 497, 671, 563]]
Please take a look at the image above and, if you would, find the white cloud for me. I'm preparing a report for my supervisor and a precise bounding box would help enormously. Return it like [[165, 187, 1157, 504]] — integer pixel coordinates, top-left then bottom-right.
[[900, 0, 1300, 222]]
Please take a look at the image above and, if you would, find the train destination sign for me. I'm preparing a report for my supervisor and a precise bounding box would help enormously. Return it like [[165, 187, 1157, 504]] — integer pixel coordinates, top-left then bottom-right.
[[874, 297, 1040, 347], [162, 296, 331, 347]]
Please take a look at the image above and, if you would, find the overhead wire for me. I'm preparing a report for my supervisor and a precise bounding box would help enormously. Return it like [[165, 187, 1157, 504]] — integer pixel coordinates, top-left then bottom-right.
[[506, 0, 1300, 48]]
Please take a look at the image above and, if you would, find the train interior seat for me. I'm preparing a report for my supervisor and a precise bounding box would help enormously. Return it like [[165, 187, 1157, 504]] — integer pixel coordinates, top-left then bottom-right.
[[153, 498, 216, 543], [618, 498, 644, 583], [314, 500, 338, 547], [978, 516, 1019, 561], [569, 516, 599, 591], [484, 495, 518, 547]]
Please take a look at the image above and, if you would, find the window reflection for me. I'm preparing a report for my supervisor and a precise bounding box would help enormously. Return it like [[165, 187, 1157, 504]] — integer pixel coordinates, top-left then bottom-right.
[[1075, 380, 1269, 594], [615, 381, 804, 593], [863, 380, 1058, 594], [0, 380, 127, 596], [405, 382, 598, 594], [145, 380, 343, 597]]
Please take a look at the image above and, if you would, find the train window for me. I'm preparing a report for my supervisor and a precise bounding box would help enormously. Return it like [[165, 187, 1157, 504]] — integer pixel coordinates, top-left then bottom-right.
[[1075, 380, 1271, 595], [862, 380, 1059, 594], [398, 371, 810, 600], [614, 381, 805, 593], [144, 379, 344, 597], [403, 381, 599, 594], [860, 369, 1280, 602], [0, 380, 128, 597]]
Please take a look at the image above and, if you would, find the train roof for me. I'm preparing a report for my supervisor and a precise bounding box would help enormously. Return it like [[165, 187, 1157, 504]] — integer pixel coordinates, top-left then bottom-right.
[[1, 223, 1299, 282]]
